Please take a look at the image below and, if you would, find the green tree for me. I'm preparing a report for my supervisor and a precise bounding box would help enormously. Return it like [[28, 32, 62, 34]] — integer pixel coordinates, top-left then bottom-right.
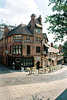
[[45, 0, 67, 42], [63, 41, 67, 63], [53, 44, 59, 49]]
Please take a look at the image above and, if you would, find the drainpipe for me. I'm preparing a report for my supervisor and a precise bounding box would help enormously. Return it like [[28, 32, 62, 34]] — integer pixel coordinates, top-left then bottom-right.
[[41, 39, 43, 68]]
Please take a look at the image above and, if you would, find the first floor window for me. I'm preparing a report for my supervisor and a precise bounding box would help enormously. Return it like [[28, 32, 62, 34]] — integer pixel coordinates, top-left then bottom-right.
[[35, 37, 38, 42], [39, 37, 41, 42], [10, 46, 11, 53], [27, 45, 30, 55], [13, 46, 22, 55], [26, 36, 30, 40], [36, 47, 40, 53]]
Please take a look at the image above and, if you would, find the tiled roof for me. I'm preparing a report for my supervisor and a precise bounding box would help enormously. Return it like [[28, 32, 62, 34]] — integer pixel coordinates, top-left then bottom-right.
[[6, 24, 33, 38], [48, 46, 59, 53], [43, 43, 59, 53]]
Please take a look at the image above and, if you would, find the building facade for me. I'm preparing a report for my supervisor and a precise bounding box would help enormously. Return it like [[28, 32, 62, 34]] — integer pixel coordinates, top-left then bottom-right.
[[0, 14, 64, 70], [0, 23, 15, 39], [0, 14, 43, 69], [42, 39, 63, 68]]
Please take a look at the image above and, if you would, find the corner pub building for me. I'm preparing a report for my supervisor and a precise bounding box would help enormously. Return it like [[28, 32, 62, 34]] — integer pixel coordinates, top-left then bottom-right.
[[0, 14, 47, 70]]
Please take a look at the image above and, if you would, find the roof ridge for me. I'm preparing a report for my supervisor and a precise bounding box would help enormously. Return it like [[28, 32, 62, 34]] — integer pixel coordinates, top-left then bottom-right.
[[6, 24, 22, 38]]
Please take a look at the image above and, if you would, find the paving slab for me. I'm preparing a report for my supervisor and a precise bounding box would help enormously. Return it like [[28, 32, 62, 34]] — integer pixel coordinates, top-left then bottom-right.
[[0, 63, 67, 100]]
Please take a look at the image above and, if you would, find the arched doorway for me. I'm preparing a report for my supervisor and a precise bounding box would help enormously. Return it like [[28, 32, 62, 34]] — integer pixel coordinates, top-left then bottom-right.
[[36, 61, 40, 69]]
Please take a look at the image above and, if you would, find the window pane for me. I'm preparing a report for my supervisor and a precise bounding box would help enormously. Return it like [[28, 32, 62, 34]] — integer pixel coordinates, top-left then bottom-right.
[[36, 47, 40, 53], [36, 37, 38, 42], [19, 48, 21, 54], [39, 37, 41, 42], [26, 36, 30, 40], [13, 48, 15, 54], [13, 46, 22, 55], [16, 49, 18, 54]]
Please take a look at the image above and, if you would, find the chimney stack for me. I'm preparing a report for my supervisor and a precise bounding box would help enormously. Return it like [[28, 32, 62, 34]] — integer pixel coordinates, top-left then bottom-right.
[[30, 14, 36, 29], [3, 26, 9, 38], [51, 42, 53, 47], [31, 14, 35, 21], [38, 15, 42, 25]]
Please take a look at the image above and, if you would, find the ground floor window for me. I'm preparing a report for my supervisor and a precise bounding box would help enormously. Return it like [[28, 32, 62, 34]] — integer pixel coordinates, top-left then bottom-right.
[[57, 60, 62, 65], [23, 57, 34, 67]]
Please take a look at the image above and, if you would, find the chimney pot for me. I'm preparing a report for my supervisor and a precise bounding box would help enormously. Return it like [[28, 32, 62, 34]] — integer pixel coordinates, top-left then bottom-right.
[[51, 42, 53, 47]]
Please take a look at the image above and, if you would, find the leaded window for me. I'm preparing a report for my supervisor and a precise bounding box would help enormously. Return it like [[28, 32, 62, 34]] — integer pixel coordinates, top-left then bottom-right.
[[13, 46, 22, 55]]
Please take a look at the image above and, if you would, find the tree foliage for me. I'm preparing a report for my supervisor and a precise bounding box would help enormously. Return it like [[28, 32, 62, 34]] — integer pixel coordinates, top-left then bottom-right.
[[45, 0, 67, 42], [53, 44, 59, 49]]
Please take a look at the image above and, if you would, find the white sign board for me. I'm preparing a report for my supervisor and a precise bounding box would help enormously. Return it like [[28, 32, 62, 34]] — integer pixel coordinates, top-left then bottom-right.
[[37, 57, 40, 60]]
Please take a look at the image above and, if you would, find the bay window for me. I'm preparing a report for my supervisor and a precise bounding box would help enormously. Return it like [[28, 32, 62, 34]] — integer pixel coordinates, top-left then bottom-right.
[[13, 46, 22, 55]]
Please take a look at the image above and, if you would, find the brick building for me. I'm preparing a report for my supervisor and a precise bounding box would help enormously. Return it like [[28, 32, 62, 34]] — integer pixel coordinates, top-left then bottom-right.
[[0, 14, 44, 69], [0, 14, 63, 70], [0, 23, 15, 39]]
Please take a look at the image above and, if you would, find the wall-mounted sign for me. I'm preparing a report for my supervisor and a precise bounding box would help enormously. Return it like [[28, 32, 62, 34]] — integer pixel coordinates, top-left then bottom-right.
[[37, 57, 40, 60]]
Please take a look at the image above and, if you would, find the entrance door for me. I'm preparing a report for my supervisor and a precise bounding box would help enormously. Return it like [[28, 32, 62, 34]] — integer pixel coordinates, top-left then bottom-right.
[[15, 58, 21, 69], [37, 61, 40, 69]]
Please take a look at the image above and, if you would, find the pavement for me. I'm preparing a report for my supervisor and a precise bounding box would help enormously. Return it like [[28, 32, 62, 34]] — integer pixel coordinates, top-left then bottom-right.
[[0, 63, 67, 100]]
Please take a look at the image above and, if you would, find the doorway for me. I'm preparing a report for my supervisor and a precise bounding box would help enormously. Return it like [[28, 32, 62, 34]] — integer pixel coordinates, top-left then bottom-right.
[[36, 61, 40, 69], [15, 58, 21, 69]]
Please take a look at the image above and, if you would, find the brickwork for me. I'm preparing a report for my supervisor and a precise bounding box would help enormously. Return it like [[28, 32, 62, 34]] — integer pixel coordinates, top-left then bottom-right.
[[0, 14, 64, 69]]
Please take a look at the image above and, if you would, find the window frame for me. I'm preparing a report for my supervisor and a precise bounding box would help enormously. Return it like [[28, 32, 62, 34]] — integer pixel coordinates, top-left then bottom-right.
[[35, 37, 38, 42], [36, 46, 40, 53], [26, 36, 30, 40], [13, 46, 22, 55]]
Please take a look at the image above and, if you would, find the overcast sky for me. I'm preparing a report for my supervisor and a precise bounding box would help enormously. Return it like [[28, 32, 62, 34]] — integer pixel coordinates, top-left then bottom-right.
[[0, 0, 66, 45]]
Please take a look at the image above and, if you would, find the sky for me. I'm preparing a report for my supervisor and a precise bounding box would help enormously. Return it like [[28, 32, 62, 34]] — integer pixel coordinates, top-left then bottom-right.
[[0, 0, 66, 45]]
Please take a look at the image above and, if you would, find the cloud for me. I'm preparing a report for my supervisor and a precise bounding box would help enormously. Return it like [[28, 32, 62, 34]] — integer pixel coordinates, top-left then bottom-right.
[[0, 0, 66, 45], [0, 0, 6, 8], [0, 0, 39, 25]]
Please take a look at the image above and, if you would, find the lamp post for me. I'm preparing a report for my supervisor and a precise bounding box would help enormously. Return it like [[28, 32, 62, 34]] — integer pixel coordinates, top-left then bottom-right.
[[41, 39, 43, 68], [13, 62, 15, 70], [21, 63, 24, 72], [5, 50, 9, 66]]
